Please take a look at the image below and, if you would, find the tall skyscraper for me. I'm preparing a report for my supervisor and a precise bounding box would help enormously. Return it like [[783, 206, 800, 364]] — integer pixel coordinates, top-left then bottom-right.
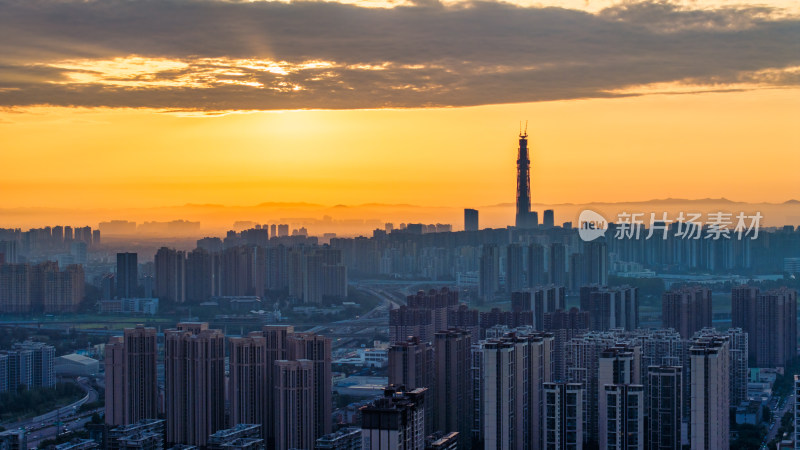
[[116, 252, 138, 298], [543, 382, 584, 450], [105, 325, 158, 426], [661, 286, 712, 338], [164, 322, 226, 447], [515, 129, 533, 229], [275, 359, 315, 450], [689, 334, 730, 450], [647, 366, 682, 450], [434, 329, 473, 450], [361, 386, 427, 450], [464, 209, 479, 232]]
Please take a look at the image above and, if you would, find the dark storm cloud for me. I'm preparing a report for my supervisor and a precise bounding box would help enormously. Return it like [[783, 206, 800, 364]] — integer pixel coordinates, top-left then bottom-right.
[[0, 0, 798, 110]]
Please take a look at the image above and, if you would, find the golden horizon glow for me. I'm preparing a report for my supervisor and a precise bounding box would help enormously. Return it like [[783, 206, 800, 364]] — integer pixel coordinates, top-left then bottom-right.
[[2, 87, 799, 217]]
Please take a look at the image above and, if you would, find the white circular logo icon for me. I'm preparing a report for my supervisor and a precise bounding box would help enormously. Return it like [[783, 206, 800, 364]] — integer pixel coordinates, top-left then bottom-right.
[[578, 210, 608, 241]]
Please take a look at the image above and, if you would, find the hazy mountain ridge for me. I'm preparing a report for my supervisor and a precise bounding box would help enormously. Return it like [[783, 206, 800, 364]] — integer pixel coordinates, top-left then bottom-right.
[[1, 198, 798, 237]]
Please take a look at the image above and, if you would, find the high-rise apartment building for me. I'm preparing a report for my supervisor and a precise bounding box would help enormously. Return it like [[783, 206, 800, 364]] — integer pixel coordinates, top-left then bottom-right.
[[549, 243, 566, 287], [731, 285, 798, 368], [275, 359, 315, 450], [256, 325, 296, 448], [507, 244, 526, 293], [564, 331, 618, 444], [511, 284, 565, 330], [155, 247, 186, 303], [601, 384, 644, 450], [105, 326, 158, 426], [731, 285, 759, 354], [661, 286, 712, 338], [164, 323, 226, 447], [288, 332, 334, 440], [481, 332, 554, 450], [390, 306, 434, 345], [528, 243, 546, 287], [694, 327, 748, 408], [388, 337, 434, 435], [647, 366, 682, 450], [579, 285, 638, 331], [543, 382, 584, 450], [0, 341, 55, 392], [228, 335, 267, 429], [479, 244, 500, 303], [597, 346, 642, 450], [361, 386, 427, 450], [434, 329, 472, 449], [0, 262, 84, 314], [755, 288, 797, 368], [406, 288, 459, 335], [689, 335, 730, 450]]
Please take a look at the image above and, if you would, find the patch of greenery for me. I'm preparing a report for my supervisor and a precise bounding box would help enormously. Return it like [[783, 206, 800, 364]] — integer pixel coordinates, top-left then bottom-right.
[[0, 383, 84, 422]]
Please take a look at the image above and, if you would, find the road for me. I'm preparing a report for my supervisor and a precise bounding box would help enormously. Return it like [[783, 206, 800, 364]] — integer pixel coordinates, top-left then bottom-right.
[[25, 409, 101, 449], [762, 396, 793, 447], [2, 377, 98, 448]]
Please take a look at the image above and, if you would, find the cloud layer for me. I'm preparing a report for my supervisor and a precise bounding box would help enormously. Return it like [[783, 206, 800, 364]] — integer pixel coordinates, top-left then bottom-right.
[[1, 0, 798, 111]]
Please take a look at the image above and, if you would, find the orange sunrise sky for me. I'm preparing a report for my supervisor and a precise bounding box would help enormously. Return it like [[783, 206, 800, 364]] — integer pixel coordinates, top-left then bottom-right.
[[1, 0, 799, 223]]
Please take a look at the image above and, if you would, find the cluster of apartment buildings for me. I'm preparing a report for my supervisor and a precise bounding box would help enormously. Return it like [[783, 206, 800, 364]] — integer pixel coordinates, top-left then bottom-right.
[[0, 261, 85, 313], [104, 323, 332, 450], [0, 341, 56, 392]]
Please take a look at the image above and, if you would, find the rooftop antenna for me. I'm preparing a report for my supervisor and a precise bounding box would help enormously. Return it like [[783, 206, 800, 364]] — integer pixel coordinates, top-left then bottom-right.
[[520, 120, 528, 138]]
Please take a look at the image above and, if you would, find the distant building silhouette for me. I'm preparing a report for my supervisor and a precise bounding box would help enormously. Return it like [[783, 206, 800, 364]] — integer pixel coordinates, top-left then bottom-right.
[[479, 244, 500, 303], [464, 209, 479, 232], [116, 253, 138, 298]]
